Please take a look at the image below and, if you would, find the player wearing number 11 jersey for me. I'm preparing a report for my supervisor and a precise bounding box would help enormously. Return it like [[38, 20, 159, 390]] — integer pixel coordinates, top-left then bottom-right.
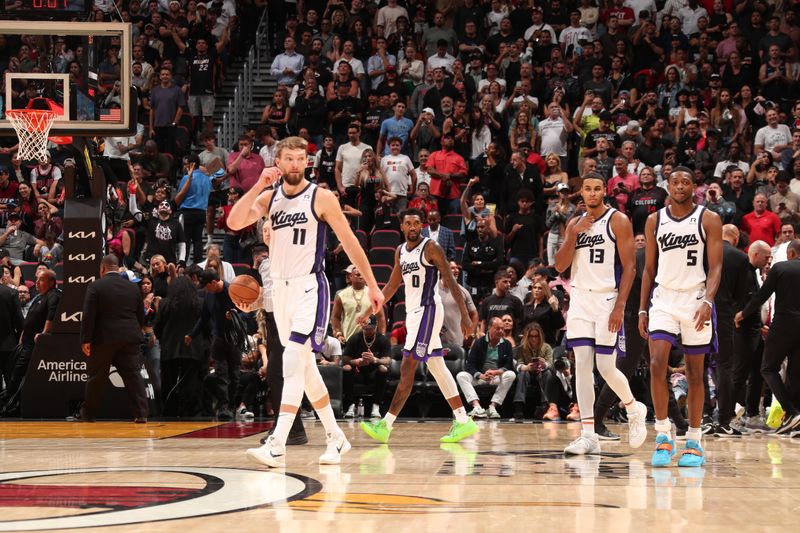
[[639, 167, 723, 468], [226, 137, 385, 469], [555, 172, 648, 457]]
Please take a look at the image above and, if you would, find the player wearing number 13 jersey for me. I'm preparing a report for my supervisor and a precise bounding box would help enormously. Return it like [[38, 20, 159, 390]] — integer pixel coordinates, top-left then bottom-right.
[[640, 167, 723, 469], [555, 172, 647, 456]]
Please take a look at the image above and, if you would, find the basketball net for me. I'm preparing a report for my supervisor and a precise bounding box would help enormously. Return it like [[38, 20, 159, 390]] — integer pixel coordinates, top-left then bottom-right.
[[6, 109, 56, 163]]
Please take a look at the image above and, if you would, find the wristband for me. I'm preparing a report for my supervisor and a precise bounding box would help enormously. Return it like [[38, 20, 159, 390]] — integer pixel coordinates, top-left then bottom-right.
[[701, 299, 713, 308], [638, 310, 648, 316]]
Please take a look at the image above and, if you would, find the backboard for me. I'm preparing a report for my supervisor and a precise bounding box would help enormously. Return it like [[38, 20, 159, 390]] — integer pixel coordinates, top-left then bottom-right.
[[0, 21, 134, 136]]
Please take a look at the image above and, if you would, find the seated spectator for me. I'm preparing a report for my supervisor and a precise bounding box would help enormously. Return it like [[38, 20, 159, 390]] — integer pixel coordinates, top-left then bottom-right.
[[500, 313, 518, 347], [512, 322, 553, 420], [197, 244, 235, 281], [332, 266, 386, 346], [0, 213, 43, 264], [521, 280, 565, 346], [407, 182, 437, 219], [456, 317, 516, 419], [342, 315, 391, 419], [541, 355, 577, 421], [215, 187, 255, 265], [138, 140, 172, 184], [769, 172, 800, 225]]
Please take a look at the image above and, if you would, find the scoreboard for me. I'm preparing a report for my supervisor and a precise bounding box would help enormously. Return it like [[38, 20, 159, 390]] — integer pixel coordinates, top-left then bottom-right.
[[0, 0, 92, 18]]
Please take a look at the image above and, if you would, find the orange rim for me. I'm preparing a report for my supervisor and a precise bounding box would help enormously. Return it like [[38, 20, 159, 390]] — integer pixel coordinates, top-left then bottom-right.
[[6, 109, 56, 133]]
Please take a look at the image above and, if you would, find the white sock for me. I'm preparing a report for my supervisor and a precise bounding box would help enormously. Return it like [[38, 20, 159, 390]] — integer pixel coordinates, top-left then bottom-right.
[[316, 402, 343, 438], [573, 346, 596, 430], [655, 418, 672, 439], [384, 412, 397, 428], [686, 427, 702, 443], [453, 406, 468, 423], [581, 419, 595, 437], [270, 411, 295, 447]]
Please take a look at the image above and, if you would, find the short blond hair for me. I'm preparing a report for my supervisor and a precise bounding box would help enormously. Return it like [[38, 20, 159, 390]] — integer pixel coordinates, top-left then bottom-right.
[[275, 136, 308, 158]]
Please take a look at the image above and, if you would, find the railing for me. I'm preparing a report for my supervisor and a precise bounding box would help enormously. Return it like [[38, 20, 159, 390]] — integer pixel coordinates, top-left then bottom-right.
[[217, 8, 268, 149]]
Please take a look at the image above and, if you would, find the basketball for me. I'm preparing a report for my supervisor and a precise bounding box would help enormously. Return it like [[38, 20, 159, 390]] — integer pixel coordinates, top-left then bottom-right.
[[228, 275, 261, 305]]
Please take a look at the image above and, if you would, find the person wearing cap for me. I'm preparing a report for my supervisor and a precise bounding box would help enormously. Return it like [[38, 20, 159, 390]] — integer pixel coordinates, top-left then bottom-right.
[[581, 110, 620, 159], [0, 212, 43, 264], [524, 6, 557, 42], [76, 255, 148, 422], [129, 187, 187, 265], [545, 183, 576, 264], [341, 314, 391, 419], [332, 266, 386, 346]]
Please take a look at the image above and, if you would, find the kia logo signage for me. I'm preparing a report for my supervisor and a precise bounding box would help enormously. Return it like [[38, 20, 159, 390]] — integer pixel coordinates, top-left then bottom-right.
[[67, 277, 96, 284], [60, 312, 82, 322], [66, 231, 97, 239], [66, 254, 96, 261]]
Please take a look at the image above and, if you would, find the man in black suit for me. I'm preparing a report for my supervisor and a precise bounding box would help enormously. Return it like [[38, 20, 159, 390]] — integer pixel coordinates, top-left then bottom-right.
[[79, 255, 148, 422], [0, 283, 23, 400], [707, 225, 753, 437]]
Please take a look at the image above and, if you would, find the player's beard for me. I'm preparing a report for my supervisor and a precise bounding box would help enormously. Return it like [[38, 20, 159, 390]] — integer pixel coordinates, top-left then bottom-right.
[[282, 170, 305, 186]]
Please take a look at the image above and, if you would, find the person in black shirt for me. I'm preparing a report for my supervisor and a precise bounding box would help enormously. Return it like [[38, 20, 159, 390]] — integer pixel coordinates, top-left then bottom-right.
[[1, 269, 59, 414], [187, 36, 219, 136], [736, 239, 800, 434], [479, 271, 524, 333], [341, 315, 391, 419], [462, 219, 505, 302], [327, 83, 365, 145], [722, 168, 754, 227], [131, 196, 186, 266], [294, 78, 328, 144], [186, 269, 240, 421], [502, 151, 543, 217], [626, 167, 667, 234], [504, 189, 541, 265], [313, 136, 338, 189]]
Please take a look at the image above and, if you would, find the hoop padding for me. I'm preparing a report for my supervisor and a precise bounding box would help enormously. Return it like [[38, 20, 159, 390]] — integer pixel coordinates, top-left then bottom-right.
[[6, 109, 57, 162]]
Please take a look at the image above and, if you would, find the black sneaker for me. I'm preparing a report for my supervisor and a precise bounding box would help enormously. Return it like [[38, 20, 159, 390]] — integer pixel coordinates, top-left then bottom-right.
[[217, 408, 234, 421], [714, 423, 742, 438], [286, 431, 309, 445], [776, 413, 800, 435], [701, 422, 715, 435], [596, 426, 621, 441], [674, 426, 688, 440]]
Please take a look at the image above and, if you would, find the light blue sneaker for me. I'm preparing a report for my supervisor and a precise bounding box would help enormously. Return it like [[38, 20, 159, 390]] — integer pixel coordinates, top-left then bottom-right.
[[677, 439, 706, 467], [651, 433, 676, 467]]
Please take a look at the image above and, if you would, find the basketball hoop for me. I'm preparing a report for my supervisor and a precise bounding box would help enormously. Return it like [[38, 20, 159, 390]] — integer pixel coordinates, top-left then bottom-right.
[[6, 108, 57, 162]]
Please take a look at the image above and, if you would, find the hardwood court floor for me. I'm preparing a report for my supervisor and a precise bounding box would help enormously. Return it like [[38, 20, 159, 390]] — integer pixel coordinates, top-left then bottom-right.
[[0, 419, 798, 532]]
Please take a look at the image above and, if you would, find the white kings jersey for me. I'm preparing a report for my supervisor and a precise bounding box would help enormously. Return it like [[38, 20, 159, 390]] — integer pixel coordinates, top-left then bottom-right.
[[266, 182, 328, 279], [654, 204, 707, 291], [571, 208, 622, 292], [399, 238, 442, 309]]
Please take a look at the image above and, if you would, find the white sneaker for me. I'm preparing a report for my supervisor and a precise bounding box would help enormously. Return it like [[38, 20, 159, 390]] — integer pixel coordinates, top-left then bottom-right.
[[236, 407, 254, 421], [371, 404, 381, 418], [319, 432, 351, 465], [246, 435, 285, 468], [626, 401, 648, 449], [343, 404, 355, 418], [487, 405, 501, 419], [468, 406, 487, 418], [564, 434, 601, 455], [744, 416, 772, 434]]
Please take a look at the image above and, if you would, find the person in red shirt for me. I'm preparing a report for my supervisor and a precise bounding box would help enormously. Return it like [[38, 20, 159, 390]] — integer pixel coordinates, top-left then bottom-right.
[[226, 135, 266, 193], [427, 132, 468, 215], [741, 193, 781, 247]]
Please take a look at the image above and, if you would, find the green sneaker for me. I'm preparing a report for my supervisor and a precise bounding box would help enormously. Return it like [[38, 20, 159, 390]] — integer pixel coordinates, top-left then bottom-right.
[[360, 419, 392, 443], [439, 418, 479, 443]]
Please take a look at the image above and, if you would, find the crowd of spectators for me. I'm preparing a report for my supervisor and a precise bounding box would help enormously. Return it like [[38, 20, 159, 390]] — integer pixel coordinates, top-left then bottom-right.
[[2, 0, 800, 425]]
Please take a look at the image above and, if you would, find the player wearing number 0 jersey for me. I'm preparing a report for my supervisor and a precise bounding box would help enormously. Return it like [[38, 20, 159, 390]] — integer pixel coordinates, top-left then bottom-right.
[[555, 172, 647, 456], [360, 209, 478, 445], [640, 167, 723, 469], [226, 136, 384, 469]]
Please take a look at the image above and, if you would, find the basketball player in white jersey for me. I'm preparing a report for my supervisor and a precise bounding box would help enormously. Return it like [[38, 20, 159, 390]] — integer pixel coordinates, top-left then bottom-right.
[[227, 136, 384, 468], [554, 172, 648, 455], [360, 209, 478, 444], [639, 167, 722, 468]]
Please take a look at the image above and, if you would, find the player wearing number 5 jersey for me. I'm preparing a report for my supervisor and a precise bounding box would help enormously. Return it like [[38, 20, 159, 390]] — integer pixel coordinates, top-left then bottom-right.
[[226, 136, 385, 469], [360, 209, 478, 445], [555, 172, 648, 457], [639, 167, 723, 468]]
